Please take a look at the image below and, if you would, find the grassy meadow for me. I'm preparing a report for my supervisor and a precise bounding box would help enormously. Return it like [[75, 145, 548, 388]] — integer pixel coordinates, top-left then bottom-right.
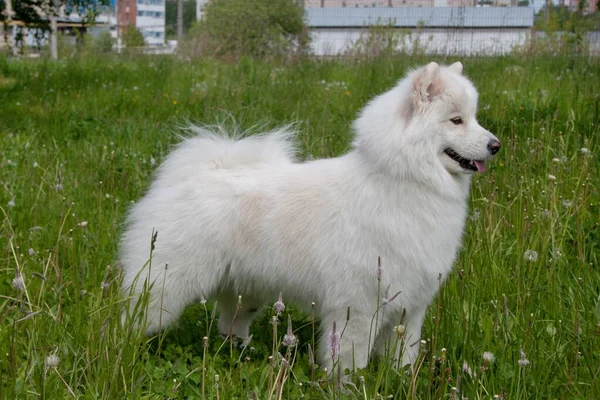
[[0, 54, 599, 399]]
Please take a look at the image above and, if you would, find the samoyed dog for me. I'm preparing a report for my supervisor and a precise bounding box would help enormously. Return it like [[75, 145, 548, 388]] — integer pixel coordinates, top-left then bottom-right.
[[120, 61, 500, 373]]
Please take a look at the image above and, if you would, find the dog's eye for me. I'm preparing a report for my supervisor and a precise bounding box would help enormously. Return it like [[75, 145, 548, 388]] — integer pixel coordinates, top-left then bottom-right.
[[450, 117, 463, 125]]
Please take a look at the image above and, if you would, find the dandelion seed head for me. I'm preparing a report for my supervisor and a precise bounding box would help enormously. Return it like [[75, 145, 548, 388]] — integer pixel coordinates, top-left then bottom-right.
[[548, 174, 556, 181], [552, 248, 562, 258], [8, 199, 15, 208], [523, 250, 538, 262], [562, 200, 572, 208], [46, 354, 59, 368], [580, 147, 589, 155], [483, 351, 495, 363], [28, 248, 35, 256]]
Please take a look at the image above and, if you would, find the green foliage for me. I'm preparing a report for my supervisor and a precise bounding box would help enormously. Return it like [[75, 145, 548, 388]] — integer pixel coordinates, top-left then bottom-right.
[[0, 55, 599, 398], [182, 0, 309, 59], [123, 25, 146, 48], [517, 5, 600, 56], [535, 5, 600, 32], [165, 0, 197, 40], [1, 0, 110, 54], [93, 30, 114, 54]]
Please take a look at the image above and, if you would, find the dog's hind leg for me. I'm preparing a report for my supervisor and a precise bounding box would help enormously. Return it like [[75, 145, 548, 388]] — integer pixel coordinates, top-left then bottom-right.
[[216, 292, 263, 345], [125, 261, 210, 335]]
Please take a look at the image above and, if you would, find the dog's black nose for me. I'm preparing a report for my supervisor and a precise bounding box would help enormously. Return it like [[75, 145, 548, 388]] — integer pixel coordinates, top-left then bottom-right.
[[488, 140, 501, 155]]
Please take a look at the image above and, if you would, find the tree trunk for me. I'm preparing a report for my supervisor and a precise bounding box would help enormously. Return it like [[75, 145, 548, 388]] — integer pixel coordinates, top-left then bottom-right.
[[4, 0, 17, 55]]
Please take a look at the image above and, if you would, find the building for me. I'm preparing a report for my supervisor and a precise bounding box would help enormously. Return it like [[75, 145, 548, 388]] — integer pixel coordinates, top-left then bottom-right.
[[568, 0, 598, 13], [115, 0, 165, 45], [135, 0, 166, 45], [307, 6, 535, 55], [117, 0, 137, 28], [304, 0, 478, 6]]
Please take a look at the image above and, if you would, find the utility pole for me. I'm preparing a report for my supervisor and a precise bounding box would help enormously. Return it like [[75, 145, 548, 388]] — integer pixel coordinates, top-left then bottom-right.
[[177, 0, 183, 41], [50, 0, 58, 60]]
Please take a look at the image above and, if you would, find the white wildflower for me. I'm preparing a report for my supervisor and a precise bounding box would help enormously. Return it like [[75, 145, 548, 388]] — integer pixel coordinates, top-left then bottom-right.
[[274, 292, 285, 315], [328, 321, 340, 361], [282, 315, 297, 347], [518, 348, 530, 367], [12, 275, 25, 291], [462, 360, 473, 378], [548, 174, 556, 181], [395, 325, 406, 337]]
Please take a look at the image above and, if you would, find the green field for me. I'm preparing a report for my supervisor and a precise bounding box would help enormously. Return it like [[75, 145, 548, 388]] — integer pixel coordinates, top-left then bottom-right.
[[0, 55, 599, 399]]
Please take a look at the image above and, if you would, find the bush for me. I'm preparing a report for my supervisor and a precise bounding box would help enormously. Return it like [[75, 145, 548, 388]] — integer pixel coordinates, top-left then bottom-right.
[[181, 0, 309, 59], [123, 25, 145, 48], [94, 31, 115, 54]]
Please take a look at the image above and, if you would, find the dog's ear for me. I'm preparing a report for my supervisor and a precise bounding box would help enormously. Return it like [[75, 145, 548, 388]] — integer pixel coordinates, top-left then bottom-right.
[[411, 62, 442, 113], [448, 62, 463, 74]]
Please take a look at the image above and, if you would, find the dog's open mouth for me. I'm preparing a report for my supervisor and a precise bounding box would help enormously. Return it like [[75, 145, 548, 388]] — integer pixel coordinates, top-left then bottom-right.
[[444, 148, 486, 173]]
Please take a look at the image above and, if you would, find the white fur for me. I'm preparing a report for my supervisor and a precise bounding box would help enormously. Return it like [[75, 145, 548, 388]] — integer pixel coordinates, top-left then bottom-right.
[[120, 62, 499, 373]]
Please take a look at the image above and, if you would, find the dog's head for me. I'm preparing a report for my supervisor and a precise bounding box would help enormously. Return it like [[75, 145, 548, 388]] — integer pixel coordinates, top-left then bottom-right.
[[354, 62, 500, 180]]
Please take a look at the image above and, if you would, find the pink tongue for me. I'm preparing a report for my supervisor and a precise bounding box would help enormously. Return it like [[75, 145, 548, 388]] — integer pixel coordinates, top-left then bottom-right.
[[474, 161, 486, 173]]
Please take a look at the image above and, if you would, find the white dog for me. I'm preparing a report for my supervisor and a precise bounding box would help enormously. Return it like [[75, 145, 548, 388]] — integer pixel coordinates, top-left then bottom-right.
[[120, 61, 500, 373]]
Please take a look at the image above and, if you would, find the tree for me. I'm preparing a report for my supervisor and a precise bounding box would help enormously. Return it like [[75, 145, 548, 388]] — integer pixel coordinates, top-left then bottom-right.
[[1, 0, 109, 56], [186, 0, 309, 58], [165, 0, 196, 40], [123, 24, 145, 48]]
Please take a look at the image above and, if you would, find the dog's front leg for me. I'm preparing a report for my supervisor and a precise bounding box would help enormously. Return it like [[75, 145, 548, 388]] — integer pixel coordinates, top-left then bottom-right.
[[400, 306, 427, 369], [318, 310, 375, 378]]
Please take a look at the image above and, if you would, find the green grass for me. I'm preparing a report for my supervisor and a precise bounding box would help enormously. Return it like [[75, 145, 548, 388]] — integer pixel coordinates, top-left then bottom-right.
[[0, 54, 599, 399]]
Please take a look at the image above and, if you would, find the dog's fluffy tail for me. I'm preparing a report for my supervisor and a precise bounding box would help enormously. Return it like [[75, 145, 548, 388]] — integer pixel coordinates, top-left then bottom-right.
[[156, 125, 297, 181]]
